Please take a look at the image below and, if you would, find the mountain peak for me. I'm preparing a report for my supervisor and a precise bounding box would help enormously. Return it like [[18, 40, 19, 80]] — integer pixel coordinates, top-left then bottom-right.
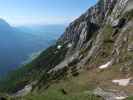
[[0, 18, 12, 31], [0, 18, 10, 26]]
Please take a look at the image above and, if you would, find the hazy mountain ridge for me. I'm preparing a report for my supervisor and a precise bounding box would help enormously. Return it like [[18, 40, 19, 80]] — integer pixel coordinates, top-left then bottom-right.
[[0, 19, 64, 75]]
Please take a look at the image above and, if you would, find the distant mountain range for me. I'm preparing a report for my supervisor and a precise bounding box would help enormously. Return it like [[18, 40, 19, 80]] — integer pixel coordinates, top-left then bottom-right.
[[0, 19, 65, 75]]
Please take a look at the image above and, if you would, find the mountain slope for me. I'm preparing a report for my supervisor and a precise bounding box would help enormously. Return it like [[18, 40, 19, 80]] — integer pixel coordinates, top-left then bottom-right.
[[0, 0, 133, 99]]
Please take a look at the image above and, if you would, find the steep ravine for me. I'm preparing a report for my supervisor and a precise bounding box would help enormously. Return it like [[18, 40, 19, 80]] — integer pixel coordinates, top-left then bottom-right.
[[0, 0, 133, 100]]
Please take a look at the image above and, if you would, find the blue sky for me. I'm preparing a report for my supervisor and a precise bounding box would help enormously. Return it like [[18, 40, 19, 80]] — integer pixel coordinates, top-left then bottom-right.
[[0, 0, 97, 26]]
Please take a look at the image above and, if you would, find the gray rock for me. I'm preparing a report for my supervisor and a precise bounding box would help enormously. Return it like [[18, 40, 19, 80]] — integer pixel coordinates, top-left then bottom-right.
[[93, 87, 128, 100]]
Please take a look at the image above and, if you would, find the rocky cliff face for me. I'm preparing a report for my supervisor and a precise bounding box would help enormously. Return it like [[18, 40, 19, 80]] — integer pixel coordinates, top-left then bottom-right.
[[55, 0, 133, 68], [59, 0, 116, 46]]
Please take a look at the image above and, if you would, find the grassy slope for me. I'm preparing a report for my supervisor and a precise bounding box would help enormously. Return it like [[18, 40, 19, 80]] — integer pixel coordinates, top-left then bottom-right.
[[13, 70, 104, 100], [13, 62, 133, 100]]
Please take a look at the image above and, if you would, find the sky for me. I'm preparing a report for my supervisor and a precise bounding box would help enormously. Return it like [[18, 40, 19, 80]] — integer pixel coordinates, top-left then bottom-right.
[[0, 0, 97, 26]]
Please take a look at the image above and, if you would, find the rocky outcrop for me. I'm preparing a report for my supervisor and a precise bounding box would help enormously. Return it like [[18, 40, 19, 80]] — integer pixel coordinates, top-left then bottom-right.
[[93, 87, 128, 100], [59, 0, 116, 46], [12, 81, 37, 97]]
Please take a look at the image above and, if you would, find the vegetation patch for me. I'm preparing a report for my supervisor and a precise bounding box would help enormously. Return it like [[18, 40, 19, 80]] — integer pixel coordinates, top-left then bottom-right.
[[123, 9, 133, 21]]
